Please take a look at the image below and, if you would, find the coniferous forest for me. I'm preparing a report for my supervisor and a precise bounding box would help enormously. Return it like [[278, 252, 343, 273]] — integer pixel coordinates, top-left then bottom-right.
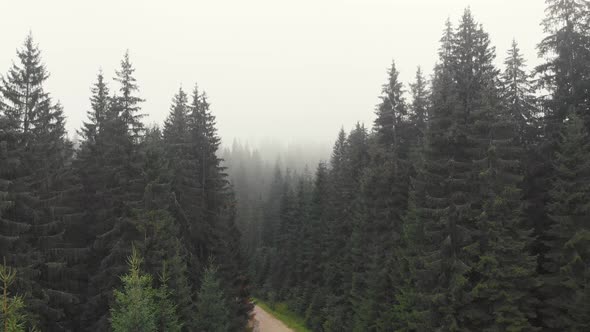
[[1, 1, 590, 331]]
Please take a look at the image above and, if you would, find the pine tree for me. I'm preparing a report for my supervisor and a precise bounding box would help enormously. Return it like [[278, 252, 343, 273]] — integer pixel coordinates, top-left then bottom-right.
[[352, 60, 411, 331], [162, 87, 204, 285], [261, 163, 283, 248], [374, 60, 407, 148], [79, 53, 146, 331], [189, 86, 252, 330], [154, 264, 183, 332], [1, 261, 29, 332], [79, 70, 110, 143], [414, 13, 480, 330], [502, 40, 538, 146], [390, 68, 431, 332], [164, 251, 195, 332], [322, 129, 350, 291], [137, 124, 198, 331], [542, 113, 590, 330], [110, 248, 157, 332], [0, 34, 81, 331], [538, 0, 590, 129], [299, 162, 329, 330], [409, 10, 539, 330], [194, 262, 230, 332], [114, 50, 145, 142], [408, 66, 429, 158], [536, 2, 590, 328]]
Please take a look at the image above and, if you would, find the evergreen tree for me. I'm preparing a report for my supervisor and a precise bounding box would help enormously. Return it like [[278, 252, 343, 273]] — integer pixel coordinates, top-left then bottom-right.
[[110, 248, 157, 332], [536, 1, 590, 327], [1, 261, 29, 332], [408, 66, 429, 159], [114, 50, 145, 141], [502, 40, 538, 146], [0, 34, 81, 331], [538, 0, 590, 129], [154, 264, 183, 332], [409, 10, 539, 330], [162, 86, 204, 292], [194, 262, 230, 332], [352, 60, 411, 331], [163, 252, 195, 332], [542, 113, 590, 330], [79, 52, 146, 331], [189, 86, 252, 330], [79, 70, 110, 143]]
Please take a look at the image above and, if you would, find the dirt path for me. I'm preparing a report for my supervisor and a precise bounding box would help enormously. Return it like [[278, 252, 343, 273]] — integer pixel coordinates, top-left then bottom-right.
[[252, 305, 294, 332]]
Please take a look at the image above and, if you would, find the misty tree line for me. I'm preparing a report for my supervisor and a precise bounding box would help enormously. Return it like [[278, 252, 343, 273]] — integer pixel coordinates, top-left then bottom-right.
[[240, 2, 590, 331], [0, 35, 251, 331]]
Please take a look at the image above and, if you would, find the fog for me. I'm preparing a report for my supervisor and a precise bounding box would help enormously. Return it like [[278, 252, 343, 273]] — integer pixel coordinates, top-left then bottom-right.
[[0, 0, 545, 150]]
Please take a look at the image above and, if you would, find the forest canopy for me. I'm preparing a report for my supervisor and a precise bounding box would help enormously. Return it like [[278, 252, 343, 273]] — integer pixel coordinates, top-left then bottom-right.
[[1, 0, 590, 331]]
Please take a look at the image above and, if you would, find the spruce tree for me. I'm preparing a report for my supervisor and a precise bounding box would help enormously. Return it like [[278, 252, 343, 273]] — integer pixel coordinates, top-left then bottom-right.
[[409, 67, 429, 126], [536, 1, 590, 327], [0, 34, 81, 331], [538, 0, 590, 129], [154, 264, 183, 332], [190, 86, 252, 330], [79, 53, 146, 331], [79, 70, 110, 144], [110, 248, 157, 332], [301, 162, 329, 330], [391, 68, 431, 332], [1, 261, 29, 332], [502, 40, 538, 146], [409, 10, 539, 329], [194, 263, 230, 332], [114, 50, 145, 142], [543, 113, 590, 330]]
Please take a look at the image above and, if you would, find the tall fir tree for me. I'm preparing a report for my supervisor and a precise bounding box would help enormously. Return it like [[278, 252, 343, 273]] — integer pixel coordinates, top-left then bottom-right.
[[0, 34, 82, 331], [194, 263, 230, 332], [110, 248, 157, 332], [78, 52, 146, 331], [536, 1, 590, 328], [542, 113, 590, 331]]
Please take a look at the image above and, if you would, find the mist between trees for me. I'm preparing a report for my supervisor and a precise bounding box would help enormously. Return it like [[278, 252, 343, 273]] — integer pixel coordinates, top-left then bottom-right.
[[1, 1, 590, 331]]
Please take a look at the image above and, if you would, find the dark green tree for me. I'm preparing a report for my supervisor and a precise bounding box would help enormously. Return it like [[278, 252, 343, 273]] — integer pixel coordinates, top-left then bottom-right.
[[189, 86, 252, 330], [114, 50, 145, 141], [536, 2, 590, 327], [542, 113, 590, 331], [78, 52, 146, 331], [0, 34, 81, 331]]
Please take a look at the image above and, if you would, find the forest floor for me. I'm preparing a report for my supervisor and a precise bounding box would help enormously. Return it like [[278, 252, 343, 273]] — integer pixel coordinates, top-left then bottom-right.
[[252, 305, 294, 332]]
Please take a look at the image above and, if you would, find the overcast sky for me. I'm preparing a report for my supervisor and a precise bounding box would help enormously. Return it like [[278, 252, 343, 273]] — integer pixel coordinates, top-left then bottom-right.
[[0, 0, 546, 147]]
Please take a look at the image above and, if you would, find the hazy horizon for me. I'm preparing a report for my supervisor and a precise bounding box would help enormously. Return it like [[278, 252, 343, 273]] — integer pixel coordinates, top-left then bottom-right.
[[0, 0, 546, 148]]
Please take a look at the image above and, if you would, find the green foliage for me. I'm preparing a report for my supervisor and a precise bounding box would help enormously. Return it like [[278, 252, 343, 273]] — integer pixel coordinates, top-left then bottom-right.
[[0, 261, 27, 332], [154, 264, 183, 332], [110, 248, 157, 332], [543, 113, 590, 330], [3, 1, 590, 331], [0, 29, 253, 332], [195, 262, 230, 332], [0, 33, 82, 331]]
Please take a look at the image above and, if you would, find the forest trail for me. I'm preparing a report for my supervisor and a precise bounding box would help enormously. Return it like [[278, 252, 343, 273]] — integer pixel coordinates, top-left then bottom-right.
[[252, 305, 294, 332]]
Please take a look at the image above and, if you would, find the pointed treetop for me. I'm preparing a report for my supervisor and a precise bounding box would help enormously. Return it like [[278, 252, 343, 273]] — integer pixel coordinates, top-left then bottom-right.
[[409, 66, 429, 127], [438, 17, 454, 63], [163, 86, 190, 140]]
